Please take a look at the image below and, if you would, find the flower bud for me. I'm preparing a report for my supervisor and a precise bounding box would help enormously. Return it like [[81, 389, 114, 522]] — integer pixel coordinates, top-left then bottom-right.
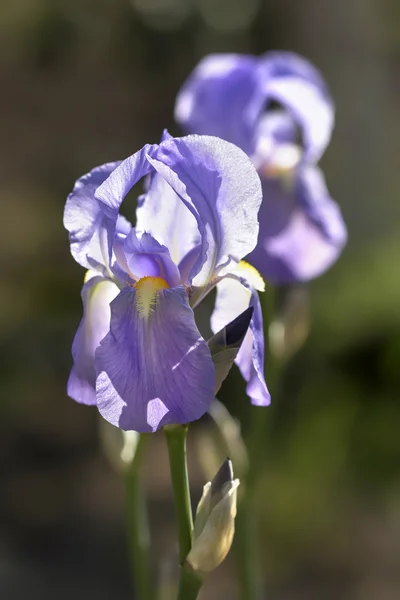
[[186, 459, 239, 575], [207, 307, 253, 394]]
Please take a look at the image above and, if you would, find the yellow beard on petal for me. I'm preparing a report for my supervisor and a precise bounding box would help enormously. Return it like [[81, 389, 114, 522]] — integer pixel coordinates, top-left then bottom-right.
[[235, 261, 265, 292], [135, 276, 170, 320]]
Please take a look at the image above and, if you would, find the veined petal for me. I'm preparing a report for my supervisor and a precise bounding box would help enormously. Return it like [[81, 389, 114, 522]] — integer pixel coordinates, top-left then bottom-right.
[[136, 166, 200, 268], [147, 135, 262, 287], [63, 161, 122, 271], [258, 51, 334, 162], [175, 54, 260, 155], [211, 274, 270, 407], [248, 166, 347, 283], [95, 286, 215, 432], [67, 276, 120, 406]]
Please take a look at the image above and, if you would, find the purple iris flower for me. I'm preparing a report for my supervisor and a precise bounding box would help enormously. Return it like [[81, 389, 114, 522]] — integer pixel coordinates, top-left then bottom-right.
[[175, 52, 347, 283], [64, 133, 270, 433]]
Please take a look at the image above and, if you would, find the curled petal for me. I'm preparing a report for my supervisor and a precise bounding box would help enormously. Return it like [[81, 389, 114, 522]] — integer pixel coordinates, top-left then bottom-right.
[[121, 230, 181, 286], [248, 166, 347, 283], [258, 51, 334, 162], [67, 276, 120, 406], [93, 144, 158, 262], [211, 275, 270, 407], [175, 54, 259, 154], [147, 135, 262, 287], [96, 286, 215, 432], [63, 161, 122, 271]]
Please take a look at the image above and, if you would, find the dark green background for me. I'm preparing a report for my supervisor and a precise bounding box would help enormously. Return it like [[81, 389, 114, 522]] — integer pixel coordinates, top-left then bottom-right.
[[1, 0, 399, 598]]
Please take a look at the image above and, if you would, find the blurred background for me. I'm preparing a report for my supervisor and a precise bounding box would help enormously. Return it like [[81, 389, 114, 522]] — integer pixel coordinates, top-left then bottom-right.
[[1, 0, 400, 598]]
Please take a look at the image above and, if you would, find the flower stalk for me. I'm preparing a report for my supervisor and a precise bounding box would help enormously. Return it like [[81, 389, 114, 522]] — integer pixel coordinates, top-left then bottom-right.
[[164, 424, 194, 563], [124, 433, 154, 600]]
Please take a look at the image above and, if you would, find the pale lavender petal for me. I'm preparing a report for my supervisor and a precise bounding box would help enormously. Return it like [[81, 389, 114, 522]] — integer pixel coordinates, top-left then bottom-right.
[[63, 161, 121, 271], [147, 135, 262, 286], [211, 276, 270, 406], [175, 54, 259, 154], [258, 52, 334, 162], [122, 230, 181, 286], [67, 276, 120, 406], [296, 165, 347, 246], [256, 110, 298, 146], [93, 144, 158, 261], [136, 170, 200, 268], [259, 51, 330, 94], [96, 286, 215, 432], [248, 166, 347, 283]]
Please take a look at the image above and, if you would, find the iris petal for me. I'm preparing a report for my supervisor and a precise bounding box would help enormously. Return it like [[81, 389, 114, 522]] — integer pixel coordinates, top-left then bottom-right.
[[175, 51, 334, 163], [123, 230, 181, 286], [257, 51, 334, 162], [175, 54, 259, 154], [63, 161, 122, 272], [95, 286, 215, 432], [211, 276, 270, 406], [93, 144, 158, 262], [67, 276, 120, 405], [248, 165, 347, 283], [136, 169, 200, 268], [147, 135, 262, 287]]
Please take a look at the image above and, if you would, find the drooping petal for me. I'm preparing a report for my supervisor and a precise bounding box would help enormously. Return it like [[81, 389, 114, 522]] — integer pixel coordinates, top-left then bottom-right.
[[258, 51, 334, 162], [146, 135, 262, 287], [175, 54, 260, 155], [247, 166, 347, 283], [63, 161, 121, 272], [296, 165, 347, 246], [67, 275, 120, 406], [95, 286, 215, 432], [211, 274, 270, 406]]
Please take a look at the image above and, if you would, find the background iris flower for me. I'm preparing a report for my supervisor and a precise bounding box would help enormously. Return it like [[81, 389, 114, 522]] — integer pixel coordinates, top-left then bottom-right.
[[63, 133, 270, 433], [175, 52, 348, 283]]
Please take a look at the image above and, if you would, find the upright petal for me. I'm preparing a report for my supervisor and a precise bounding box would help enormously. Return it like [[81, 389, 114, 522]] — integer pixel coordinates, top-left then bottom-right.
[[147, 135, 262, 287], [67, 275, 120, 406], [175, 54, 260, 155], [258, 51, 334, 162], [211, 274, 270, 407], [93, 144, 158, 262], [63, 161, 121, 272], [248, 166, 347, 283], [136, 170, 200, 268], [96, 286, 215, 432]]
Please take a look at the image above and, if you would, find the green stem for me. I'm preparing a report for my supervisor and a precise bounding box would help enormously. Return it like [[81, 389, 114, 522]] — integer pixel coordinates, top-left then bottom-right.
[[165, 425, 205, 600], [177, 567, 203, 600], [124, 434, 153, 600], [164, 425, 194, 563]]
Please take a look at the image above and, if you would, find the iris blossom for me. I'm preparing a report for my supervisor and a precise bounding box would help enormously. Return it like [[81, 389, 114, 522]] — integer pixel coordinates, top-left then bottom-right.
[[64, 133, 270, 433], [175, 52, 347, 283]]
